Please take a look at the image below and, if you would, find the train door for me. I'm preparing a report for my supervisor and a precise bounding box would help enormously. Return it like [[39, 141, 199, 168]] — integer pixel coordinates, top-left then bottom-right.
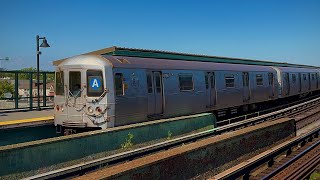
[[147, 71, 163, 116], [205, 72, 216, 107], [242, 72, 250, 102], [283, 72, 290, 95], [298, 73, 302, 92], [67, 69, 84, 121], [268, 72, 274, 98]]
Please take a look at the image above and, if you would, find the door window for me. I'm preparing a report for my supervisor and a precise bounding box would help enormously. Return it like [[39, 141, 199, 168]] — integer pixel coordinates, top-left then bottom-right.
[[243, 72, 249, 87], [205, 73, 209, 89], [268, 73, 274, 85], [292, 74, 296, 83], [115, 73, 124, 96], [147, 73, 153, 93], [69, 71, 81, 97], [210, 73, 215, 88], [155, 73, 162, 93]]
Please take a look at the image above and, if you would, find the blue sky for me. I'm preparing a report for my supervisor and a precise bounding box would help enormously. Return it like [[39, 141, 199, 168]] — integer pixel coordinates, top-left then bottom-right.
[[0, 0, 320, 70]]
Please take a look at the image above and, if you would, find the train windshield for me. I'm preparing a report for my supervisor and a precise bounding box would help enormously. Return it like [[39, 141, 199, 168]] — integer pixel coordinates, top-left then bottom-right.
[[87, 70, 104, 97], [55, 71, 64, 95]]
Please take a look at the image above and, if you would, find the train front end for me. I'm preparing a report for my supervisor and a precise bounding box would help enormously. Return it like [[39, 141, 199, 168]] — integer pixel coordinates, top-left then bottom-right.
[[53, 55, 115, 134]]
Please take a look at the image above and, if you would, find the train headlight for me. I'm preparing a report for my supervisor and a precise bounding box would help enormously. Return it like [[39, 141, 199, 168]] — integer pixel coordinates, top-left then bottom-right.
[[96, 107, 102, 114], [87, 106, 94, 113], [60, 105, 64, 112]]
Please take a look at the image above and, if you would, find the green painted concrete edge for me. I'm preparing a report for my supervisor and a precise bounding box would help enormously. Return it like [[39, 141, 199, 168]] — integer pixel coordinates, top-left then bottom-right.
[[0, 113, 216, 176], [0, 125, 58, 146]]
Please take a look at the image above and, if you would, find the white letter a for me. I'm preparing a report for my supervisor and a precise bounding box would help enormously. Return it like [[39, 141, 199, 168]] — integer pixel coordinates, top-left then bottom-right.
[[92, 79, 99, 87]]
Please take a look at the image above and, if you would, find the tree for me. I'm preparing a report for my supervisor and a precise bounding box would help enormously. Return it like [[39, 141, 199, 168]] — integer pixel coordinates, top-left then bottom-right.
[[18, 67, 54, 82], [19, 67, 37, 80], [0, 81, 14, 99]]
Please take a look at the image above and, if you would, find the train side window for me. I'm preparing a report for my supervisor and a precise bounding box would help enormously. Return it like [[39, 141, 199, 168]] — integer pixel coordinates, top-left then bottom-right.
[[87, 70, 104, 97], [256, 74, 263, 86], [147, 73, 153, 93], [268, 73, 274, 85], [303, 74, 307, 81], [312, 74, 315, 80], [179, 74, 193, 91], [115, 73, 124, 96], [55, 71, 64, 95], [225, 75, 235, 88], [292, 74, 296, 83]]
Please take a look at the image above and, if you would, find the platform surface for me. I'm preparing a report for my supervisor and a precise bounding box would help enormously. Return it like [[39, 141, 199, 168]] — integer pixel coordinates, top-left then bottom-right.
[[0, 109, 54, 128]]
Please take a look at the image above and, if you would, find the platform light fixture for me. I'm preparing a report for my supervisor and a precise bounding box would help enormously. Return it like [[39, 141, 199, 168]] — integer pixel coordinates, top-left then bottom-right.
[[36, 35, 50, 111]]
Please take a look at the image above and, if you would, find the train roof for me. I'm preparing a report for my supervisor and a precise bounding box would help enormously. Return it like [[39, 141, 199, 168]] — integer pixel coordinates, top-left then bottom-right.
[[53, 46, 319, 69], [272, 66, 319, 73]]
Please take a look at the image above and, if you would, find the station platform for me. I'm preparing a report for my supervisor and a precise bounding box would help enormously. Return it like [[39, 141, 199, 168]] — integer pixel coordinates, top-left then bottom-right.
[[0, 109, 54, 129]]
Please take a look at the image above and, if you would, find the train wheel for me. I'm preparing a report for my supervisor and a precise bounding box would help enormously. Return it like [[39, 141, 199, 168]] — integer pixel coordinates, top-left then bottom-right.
[[250, 104, 257, 111], [242, 105, 249, 112]]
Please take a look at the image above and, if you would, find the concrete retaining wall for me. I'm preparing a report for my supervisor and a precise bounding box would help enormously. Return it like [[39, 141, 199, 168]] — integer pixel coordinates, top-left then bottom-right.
[[77, 118, 296, 180], [0, 125, 58, 146], [0, 113, 215, 176]]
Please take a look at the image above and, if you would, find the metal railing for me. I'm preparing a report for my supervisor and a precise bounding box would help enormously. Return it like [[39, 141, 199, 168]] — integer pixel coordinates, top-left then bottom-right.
[[0, 70, 54, 111]]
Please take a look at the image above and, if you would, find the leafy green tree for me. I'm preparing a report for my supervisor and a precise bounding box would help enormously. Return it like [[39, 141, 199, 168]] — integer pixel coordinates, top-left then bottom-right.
[[19, 67, 37, 80], [47, 73, 54, 82], [0, 81, 14, 99], [0, 68, 54, 86], [19, 67, 54, 81]]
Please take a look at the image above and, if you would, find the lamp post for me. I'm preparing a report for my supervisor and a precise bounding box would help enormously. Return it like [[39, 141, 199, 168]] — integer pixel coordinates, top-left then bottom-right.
[[36, 35, 50, 111]]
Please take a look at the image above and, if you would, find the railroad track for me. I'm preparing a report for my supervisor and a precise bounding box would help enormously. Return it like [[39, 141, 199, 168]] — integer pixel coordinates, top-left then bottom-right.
[[212, 105, 320, 180], [217, 93, 320, 127], [262, 139, 320, 180], [25, 96, 320, 179], [212, 127, 320, 180]]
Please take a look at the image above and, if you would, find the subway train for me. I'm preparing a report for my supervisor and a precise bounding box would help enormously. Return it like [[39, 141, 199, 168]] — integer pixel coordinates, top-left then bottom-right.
[[53, 47, 320, 132]]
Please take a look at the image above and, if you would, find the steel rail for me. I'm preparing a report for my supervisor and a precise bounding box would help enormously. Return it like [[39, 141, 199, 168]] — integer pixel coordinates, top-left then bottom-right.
[[287, 152, 320, 179], [217, 94, 320, 126], [262, 139, 320, 180], [26, 96, 320, 180], [212, 127, 320, 180]]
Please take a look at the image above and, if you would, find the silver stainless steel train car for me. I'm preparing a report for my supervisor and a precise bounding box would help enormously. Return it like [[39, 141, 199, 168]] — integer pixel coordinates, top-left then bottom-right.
[[53, 47, 320, 131], [272, 67, 319, 98]]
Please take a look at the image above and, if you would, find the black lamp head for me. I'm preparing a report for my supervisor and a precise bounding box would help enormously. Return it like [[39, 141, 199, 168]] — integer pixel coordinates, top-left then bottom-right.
[[40, 38, 50, 48]]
